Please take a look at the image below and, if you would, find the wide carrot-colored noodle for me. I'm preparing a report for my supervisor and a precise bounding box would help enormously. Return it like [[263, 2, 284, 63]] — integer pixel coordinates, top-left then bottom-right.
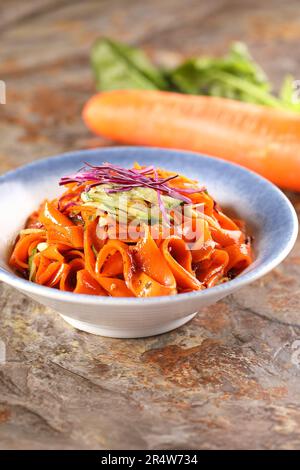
[[9, 163, 253, 296], [161, 237, 203, 291], [196, 249, 229, 288]]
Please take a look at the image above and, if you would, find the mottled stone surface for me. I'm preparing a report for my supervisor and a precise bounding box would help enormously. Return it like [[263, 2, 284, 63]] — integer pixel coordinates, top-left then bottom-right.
[[1, 0, 300, 450]]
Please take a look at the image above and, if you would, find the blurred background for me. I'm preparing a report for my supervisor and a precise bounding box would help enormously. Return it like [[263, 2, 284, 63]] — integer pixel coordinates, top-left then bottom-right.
[[1, 0, 300, 169]]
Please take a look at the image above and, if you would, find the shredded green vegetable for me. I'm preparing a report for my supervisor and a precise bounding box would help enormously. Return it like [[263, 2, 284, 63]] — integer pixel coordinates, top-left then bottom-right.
[[91, 38, 300, 112]]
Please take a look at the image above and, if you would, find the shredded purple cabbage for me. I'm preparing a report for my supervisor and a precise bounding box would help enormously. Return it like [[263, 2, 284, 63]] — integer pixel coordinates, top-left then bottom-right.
[[59, 162, 205, 209]]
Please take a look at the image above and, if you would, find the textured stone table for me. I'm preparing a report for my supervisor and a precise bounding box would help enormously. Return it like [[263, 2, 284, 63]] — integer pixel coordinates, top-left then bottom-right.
[[1, 0, 300, 450]]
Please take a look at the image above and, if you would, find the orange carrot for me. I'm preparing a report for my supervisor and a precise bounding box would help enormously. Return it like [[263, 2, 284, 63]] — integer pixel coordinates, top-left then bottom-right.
[[83, 90, 300, 191]]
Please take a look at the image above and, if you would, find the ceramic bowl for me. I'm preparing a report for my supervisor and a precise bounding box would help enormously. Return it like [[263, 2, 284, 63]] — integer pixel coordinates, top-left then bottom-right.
[[0, 147, 298, 337]]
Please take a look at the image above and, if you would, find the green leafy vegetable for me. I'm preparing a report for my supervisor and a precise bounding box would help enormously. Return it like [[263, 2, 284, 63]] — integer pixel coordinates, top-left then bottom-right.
[[90, 38, 300, 113], [28, 248, 37, 282], [91, 38, 168, 91], [279, 75, 300, 112]]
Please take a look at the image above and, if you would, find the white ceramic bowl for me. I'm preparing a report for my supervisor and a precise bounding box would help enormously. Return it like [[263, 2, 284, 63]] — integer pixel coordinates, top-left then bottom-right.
[[0, 147, 298, 337]]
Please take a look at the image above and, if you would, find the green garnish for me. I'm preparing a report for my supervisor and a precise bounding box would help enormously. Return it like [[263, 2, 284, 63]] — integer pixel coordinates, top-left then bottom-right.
[[61, 162, 201, 226], [91, 37, 168, 91]]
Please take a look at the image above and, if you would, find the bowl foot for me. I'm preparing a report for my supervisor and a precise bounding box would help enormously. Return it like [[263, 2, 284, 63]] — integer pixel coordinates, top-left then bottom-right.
[[60, 312, 197, 338]]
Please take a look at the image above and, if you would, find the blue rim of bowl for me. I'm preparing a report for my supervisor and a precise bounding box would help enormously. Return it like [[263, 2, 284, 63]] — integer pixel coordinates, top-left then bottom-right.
[[0, 146, 298, 306]]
